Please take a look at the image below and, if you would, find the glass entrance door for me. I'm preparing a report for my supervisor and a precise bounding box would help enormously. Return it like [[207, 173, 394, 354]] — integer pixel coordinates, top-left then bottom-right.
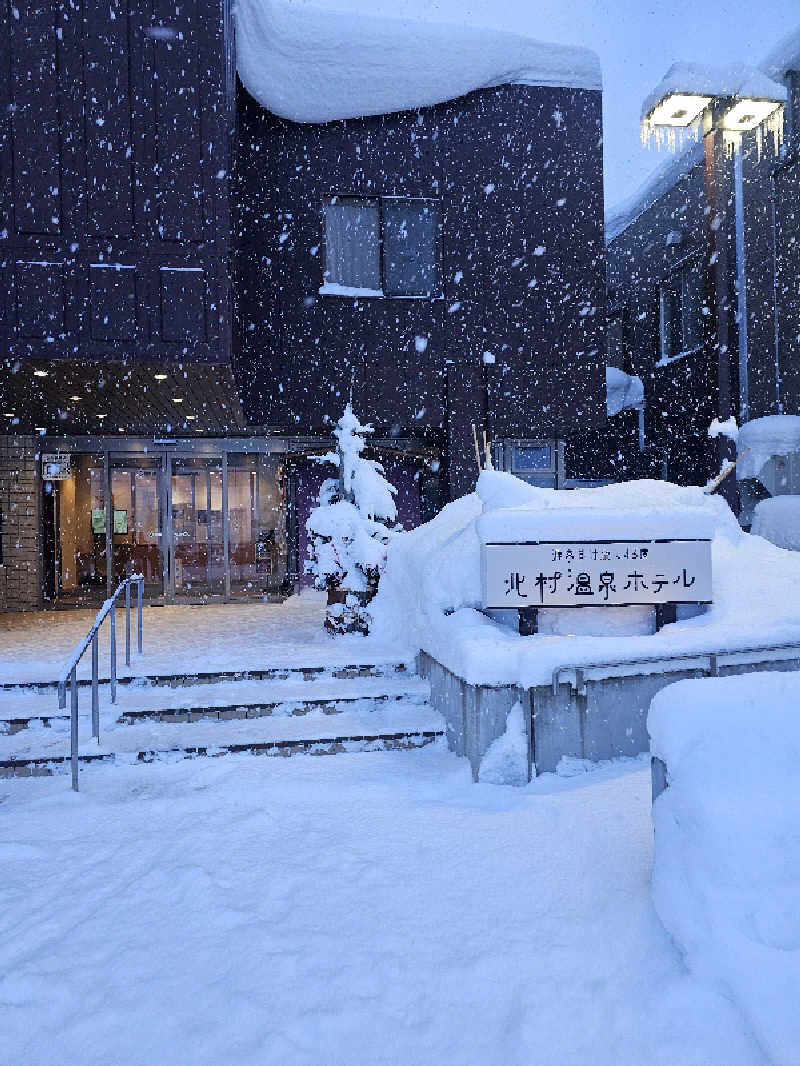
[[171, 458, 225, 598], [110, 457, 164, 599]]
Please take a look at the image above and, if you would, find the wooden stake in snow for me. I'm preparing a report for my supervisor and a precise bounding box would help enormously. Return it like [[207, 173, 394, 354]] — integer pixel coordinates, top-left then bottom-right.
[[705, 447, 750, 495], [471, 423, 482, 473], [482, 430, 495, 471]]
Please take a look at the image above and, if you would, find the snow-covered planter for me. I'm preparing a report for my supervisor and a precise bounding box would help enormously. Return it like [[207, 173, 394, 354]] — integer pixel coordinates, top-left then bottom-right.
[[305, 406, 397, 635]]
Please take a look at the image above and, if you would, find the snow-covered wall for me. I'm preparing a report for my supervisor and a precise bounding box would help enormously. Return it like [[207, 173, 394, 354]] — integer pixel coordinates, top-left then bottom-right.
[[235, 0, 601, 122]]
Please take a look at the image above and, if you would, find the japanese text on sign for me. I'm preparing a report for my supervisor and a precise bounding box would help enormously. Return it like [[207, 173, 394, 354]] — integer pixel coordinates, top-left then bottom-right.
[[482, 540, 712, 609]]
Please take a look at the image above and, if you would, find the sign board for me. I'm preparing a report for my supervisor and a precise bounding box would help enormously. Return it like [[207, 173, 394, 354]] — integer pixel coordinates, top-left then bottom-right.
[[91, 508, 106, 534], [41, 453, 72, 480], [482, 540, 712, 609]]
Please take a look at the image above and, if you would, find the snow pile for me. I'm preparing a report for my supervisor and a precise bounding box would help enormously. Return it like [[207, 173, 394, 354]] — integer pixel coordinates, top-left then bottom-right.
[[751, 496, 800, 551], [235, 0, 601, 123], [737, 414, 800, 480], [606, 366, 644, 417], [648, 673, 800, 1066], [478, 700, 528, 785], [370, 470, 800, 689]]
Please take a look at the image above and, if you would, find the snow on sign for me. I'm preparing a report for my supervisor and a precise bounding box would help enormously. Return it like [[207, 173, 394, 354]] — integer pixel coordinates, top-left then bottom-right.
[[482, 540, 712, 609]]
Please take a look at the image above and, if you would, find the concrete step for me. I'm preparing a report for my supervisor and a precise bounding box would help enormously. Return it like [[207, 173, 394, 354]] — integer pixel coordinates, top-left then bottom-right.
[[0, 660, 413, 695], [0, 675, 430, 735], [0, 731, 442, 780], [0, 702, 444, 779]]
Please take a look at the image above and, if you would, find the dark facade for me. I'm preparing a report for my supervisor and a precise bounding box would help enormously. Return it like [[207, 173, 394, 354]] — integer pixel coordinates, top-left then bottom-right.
[[1, 4, 608, 609], [234, 82, 607, 501], [605, 66, 800, 494]]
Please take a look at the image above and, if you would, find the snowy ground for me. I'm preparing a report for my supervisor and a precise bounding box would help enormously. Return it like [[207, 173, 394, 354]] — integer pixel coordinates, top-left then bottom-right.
[[0, 593, 413, 684], [1, 747, 767, 1066]]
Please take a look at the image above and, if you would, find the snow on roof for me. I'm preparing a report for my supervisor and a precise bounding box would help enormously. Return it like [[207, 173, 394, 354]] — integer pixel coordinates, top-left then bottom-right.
[[761, 25, 800, 81], [605, 139, 703, 243], [640, 62, 787, 126], [235, 0, 602, 124], [606, 56, 791, 239]]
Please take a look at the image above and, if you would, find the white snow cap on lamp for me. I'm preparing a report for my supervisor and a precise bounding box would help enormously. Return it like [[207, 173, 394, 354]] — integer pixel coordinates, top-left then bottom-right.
[[235, 0, 602, 123]]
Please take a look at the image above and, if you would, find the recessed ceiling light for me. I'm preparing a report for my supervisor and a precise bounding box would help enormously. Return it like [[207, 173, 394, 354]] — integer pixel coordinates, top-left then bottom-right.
[[33, 369, 48, 378], [154, 374, 168, 381], [70, 395, 81, 401], [173, 397, 183, 404], [97, 414, 106, 420]]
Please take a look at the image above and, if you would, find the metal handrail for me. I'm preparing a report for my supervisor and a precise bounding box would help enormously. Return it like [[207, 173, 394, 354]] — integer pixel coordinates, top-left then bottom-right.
[[552, 639, 800, 695], [57, 574, 145, 791]]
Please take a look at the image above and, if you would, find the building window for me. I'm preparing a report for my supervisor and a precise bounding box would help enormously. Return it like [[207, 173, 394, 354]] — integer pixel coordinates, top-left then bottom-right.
[[321, 196, 441, 298], [659, 259, 703, 363]]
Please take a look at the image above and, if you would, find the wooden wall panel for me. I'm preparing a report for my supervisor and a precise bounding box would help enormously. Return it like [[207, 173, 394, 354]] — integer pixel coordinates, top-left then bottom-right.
[[15, 260, 64, 337], [152, 0, 204, 242], [89, 264, 137, 341], [9, 0, 61, 235], [83, 0, 135, 237]]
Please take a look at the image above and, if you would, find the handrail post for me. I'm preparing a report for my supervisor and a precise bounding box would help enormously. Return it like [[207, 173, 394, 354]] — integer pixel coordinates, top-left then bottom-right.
[[110, 600, 117, 705], [91, 630, 100, 743], [137, 576, 143, 654], [125, 580, 131, 668], [70, 666, 79, 792], [58, 679, 66, 711]]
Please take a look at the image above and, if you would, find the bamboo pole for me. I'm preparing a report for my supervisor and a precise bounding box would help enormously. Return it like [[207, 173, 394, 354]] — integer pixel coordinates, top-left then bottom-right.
[[705, 447, 750, 495]]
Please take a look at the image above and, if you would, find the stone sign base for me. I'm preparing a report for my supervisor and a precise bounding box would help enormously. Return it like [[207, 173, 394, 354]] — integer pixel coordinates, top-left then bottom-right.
[[419, 648, 800, 784]]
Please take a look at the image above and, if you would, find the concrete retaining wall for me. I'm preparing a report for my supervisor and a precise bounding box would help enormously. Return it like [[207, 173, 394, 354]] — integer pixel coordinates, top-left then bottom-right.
[[420, 648, 800, 784]]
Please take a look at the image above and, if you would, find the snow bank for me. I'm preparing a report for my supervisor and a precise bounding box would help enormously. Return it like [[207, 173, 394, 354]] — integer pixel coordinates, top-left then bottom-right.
[[737, 414, 800, 480], [369, 470, 800, 689], [606, 366, 644, 417], [648, 673, 800, 1066], [751, 496, 800, 551], [235, 0, 601, 123]]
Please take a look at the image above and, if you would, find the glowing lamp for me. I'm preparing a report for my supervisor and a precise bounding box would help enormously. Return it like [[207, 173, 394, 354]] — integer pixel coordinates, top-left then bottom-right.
[[646, 93, 711, 128], [722, 97, 783, 132]]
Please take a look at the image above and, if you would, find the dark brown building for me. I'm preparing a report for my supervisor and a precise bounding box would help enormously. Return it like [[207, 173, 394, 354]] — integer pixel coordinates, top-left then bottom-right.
[[1, 0, 607, 610]]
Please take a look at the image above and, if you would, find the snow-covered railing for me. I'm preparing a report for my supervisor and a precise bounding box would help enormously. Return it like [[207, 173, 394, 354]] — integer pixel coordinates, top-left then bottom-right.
[[552, 640, 800, 696], [57, 574, 145, 791]]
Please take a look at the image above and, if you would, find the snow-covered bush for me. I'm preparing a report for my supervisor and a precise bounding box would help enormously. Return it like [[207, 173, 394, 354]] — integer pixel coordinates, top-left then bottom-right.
[[306, 405, 397, 635]]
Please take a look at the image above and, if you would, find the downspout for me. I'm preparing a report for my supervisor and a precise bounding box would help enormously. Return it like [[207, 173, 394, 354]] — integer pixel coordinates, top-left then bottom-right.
[[769, 166, 783, 414], [734, 148, 748, 421]]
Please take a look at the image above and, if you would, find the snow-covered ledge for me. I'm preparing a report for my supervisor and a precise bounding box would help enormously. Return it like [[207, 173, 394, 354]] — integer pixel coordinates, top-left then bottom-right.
[[235, 0, 602, 123]]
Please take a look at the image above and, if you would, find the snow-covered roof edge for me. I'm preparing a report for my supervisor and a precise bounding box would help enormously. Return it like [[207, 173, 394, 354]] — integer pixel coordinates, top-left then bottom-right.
[[605, 139, 704, 243], [235, 0, 602, 125], [761, 26, 800, 81], [640, 62, 787, 126]]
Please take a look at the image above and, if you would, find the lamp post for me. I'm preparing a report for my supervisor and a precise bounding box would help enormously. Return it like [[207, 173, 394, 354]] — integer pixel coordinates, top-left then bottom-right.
[[641, 68, 785, 512]]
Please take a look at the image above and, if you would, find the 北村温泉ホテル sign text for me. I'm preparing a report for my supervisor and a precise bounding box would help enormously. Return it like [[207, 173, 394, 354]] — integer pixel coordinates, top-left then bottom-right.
[[482, 540, 712, 608]]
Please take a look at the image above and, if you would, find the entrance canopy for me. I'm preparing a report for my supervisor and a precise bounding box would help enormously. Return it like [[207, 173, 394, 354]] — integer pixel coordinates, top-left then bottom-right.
[[1, 360, 245, 437]]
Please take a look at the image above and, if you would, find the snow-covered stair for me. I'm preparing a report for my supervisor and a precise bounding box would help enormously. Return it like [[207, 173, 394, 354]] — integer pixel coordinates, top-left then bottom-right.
[[0, 668, 443, 779]]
